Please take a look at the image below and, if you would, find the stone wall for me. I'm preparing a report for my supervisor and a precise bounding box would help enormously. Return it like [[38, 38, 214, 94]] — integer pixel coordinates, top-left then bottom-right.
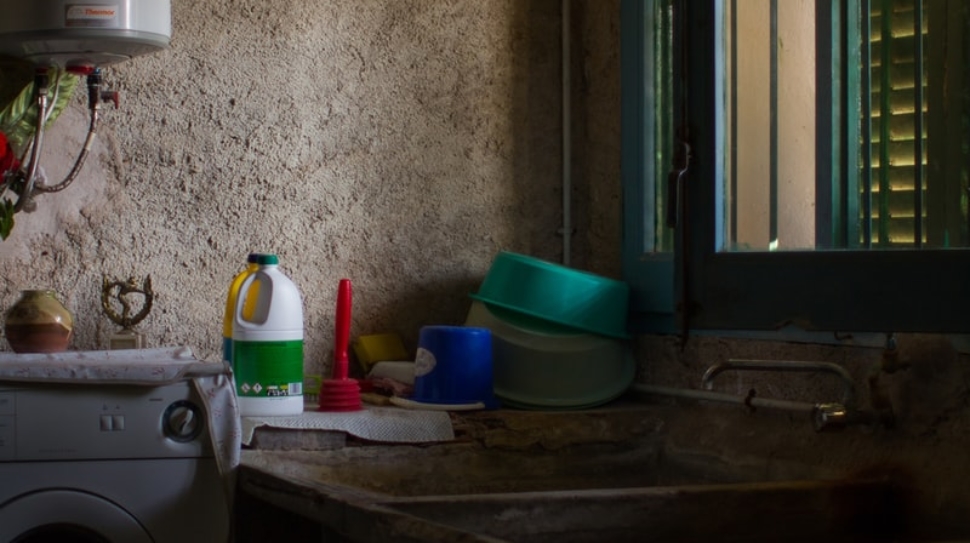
[[0, 0, 623, 375], [4, 7, 969, 524]]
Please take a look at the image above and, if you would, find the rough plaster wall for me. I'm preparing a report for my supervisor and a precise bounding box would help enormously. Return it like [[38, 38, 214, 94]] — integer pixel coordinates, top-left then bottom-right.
[[0, 0, 627, 375], [574, 1, 622, 276], [637, 332, 970, 528], [2, 0, 969, 527]]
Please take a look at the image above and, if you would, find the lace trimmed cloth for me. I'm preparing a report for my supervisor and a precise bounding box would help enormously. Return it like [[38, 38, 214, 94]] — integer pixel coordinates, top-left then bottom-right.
[[0, 346, 240, 502]]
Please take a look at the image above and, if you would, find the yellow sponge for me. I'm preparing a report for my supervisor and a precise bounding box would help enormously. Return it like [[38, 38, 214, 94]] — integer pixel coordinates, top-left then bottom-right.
[[352, 333, 410, 372]]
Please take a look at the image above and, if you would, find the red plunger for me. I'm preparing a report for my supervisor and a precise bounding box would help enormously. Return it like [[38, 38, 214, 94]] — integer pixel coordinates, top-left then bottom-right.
[[318, 278, 363, 411]]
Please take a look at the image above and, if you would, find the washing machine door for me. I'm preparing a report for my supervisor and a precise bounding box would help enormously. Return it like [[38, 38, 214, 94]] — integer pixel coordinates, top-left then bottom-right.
[[0, 490, 152, 543]]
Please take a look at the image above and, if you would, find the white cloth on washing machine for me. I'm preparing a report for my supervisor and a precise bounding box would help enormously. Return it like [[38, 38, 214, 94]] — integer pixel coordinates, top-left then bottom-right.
[[0, 346, 241, 503]]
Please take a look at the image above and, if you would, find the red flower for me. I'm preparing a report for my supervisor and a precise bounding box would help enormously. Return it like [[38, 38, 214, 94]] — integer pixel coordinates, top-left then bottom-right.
[[0, 132, 19, 175]]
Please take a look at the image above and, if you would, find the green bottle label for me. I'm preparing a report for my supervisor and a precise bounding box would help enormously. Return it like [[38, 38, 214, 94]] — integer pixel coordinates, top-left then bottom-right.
[[233, 340, 304, 398]]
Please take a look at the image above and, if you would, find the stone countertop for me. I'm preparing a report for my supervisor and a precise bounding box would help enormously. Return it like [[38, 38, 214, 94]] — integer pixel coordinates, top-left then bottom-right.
[[237, 400, 674, 542], [239, 450, 501, 543], [236, 397, 970, 542]]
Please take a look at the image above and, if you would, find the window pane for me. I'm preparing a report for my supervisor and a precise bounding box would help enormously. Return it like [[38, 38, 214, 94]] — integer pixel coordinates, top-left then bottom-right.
[[725, 0, 817, 251], [720, 0, 970, 252]]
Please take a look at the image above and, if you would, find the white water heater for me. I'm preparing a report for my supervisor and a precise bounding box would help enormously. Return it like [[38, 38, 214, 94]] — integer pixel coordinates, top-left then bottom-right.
[[0, 0, 170, 68]]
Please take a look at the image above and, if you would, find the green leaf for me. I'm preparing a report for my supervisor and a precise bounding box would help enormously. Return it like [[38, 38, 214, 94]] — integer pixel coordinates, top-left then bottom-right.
[[0, 199, 14, 241], [0, 67, 79, 155]]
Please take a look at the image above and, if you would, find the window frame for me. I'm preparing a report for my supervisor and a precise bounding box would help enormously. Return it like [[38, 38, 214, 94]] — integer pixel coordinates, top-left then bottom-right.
[[621, 0, 677, 333], [622, 0, 970, 334]]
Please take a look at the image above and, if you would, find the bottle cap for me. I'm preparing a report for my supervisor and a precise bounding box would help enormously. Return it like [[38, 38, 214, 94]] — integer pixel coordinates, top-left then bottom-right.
[[256, 254, 279, 266]]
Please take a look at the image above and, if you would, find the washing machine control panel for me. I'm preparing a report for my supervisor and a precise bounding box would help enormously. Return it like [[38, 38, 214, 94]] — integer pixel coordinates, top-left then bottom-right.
[[0, 381, 211, 461]]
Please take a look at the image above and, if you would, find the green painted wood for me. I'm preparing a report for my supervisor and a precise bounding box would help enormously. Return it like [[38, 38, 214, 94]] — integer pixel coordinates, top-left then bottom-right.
[[845, 1, 863, 248], [860, 0, 874, 247], [878, 0, 893, 247], [690, 249, 970, 332], [913, 0, 924, 247], [816, 0, 840, 248], [622, 0, 676, 327]]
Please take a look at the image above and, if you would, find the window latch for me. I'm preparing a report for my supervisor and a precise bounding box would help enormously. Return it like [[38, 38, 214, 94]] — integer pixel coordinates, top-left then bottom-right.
[[666, 141, 691, 228]]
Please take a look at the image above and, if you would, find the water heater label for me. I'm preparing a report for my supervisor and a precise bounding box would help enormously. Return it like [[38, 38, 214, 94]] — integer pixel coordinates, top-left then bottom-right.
[[66, 5, 119, 28]]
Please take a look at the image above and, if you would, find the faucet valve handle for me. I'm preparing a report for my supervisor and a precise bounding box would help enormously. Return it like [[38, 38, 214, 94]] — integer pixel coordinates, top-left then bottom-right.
[[813, 403, 848, 432], [101, 90, 120, 109]]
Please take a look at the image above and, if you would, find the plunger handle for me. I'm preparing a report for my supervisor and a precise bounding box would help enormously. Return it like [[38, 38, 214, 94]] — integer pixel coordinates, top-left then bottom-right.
[[333, 279, 352, 380]]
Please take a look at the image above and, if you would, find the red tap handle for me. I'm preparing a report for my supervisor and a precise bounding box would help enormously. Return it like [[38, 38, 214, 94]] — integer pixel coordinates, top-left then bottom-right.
[[333, 279, 352, 380]]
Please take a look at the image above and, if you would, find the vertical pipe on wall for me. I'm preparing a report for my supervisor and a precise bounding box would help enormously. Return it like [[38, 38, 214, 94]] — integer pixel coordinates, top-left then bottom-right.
[[561, 0, 572, 266], [769, 0, 779, 250]]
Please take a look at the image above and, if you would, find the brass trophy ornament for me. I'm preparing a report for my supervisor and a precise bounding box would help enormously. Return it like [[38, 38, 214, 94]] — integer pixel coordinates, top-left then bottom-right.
[[101, 275, 154, 350]]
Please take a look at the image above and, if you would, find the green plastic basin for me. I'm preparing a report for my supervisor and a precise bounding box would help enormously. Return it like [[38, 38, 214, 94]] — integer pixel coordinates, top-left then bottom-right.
[[465, 301, 634, 410], [470, 251, 630, 339]]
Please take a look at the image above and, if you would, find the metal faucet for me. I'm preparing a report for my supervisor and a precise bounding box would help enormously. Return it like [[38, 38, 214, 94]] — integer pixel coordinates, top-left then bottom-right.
[[702, 359, 857, 405], [701, 359, 893, 431]]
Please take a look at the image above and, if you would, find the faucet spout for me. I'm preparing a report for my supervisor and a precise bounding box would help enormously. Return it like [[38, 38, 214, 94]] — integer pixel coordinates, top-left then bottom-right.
[[813, 402, 895, 432], [701, 359, 857, 407]]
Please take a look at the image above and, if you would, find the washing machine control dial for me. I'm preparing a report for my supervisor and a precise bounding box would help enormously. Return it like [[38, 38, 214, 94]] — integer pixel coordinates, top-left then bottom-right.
[[162, 400, 203, 442]]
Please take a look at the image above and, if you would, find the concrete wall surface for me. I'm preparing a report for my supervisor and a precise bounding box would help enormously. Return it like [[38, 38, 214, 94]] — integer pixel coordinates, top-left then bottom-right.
[[3, 1, 970, 533], [0, 0, 623, 372]]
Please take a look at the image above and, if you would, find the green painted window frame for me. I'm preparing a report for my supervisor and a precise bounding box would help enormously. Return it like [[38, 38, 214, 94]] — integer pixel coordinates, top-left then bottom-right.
[[622, 0, 677, 334], [622, 0, 970, 334]]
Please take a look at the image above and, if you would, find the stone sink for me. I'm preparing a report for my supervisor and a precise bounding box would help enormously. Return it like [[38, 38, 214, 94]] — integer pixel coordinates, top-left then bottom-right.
[[236, 403, 951, 543]]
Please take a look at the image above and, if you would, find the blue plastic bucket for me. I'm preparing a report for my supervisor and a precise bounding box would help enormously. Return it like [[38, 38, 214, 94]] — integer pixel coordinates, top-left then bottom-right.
[[412, 325, 496, 407]]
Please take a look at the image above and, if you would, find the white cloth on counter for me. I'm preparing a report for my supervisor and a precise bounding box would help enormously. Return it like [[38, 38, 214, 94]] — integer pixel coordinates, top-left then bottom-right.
[[241, 405, 455, 446], [0, 346, 241, 502]]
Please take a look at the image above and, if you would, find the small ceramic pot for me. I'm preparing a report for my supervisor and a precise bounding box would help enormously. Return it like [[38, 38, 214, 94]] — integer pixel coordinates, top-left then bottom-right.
[[3, 290, 74, 353]]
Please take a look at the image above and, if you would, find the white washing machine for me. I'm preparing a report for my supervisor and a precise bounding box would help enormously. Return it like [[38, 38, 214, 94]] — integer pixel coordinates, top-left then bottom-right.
[[0, 379, 231, 543]]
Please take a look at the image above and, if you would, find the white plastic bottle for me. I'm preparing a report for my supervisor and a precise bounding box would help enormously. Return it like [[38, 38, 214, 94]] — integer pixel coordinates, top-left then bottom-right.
[[232, 254, 305, 416]]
